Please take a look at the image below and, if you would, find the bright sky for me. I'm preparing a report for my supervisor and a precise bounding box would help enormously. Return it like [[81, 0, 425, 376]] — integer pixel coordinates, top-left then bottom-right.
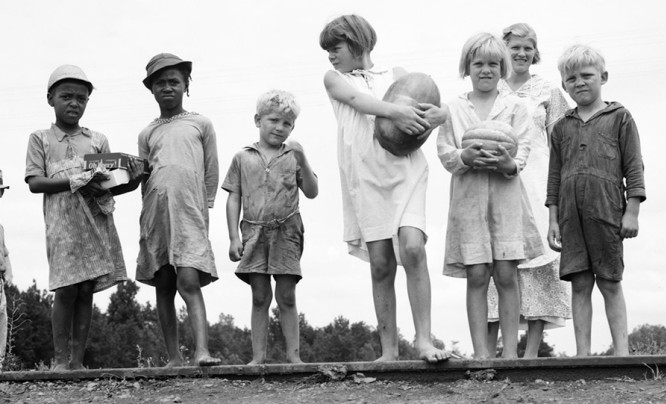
[[1, 0, 664, 357]]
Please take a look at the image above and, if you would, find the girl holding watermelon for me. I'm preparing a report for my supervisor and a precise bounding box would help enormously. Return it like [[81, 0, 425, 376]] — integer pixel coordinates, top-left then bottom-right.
[[486, 23, 572, 358], [319, 14, 450, 362], [437, 33, 543, 359]]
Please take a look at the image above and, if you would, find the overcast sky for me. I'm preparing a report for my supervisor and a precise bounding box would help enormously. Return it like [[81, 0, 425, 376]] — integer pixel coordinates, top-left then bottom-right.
[[1, 0, 664, 356]]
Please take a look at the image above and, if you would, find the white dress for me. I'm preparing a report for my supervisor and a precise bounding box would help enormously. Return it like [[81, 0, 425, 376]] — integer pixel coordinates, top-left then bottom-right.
[[487, 75, 572, 328], [326, 67, 429, 263]]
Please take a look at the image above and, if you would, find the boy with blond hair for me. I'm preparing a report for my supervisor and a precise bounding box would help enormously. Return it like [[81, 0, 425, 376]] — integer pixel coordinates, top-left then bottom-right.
[[546, 44, 646, 356], [223, 90, 318, 364]]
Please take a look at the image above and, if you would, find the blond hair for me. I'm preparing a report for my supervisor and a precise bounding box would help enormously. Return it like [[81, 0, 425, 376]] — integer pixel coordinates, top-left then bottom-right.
[[557, 44, 606, 76], [502, 23, 541, 64], [256, 90, 301, 120], [459, 33, 511, 78]]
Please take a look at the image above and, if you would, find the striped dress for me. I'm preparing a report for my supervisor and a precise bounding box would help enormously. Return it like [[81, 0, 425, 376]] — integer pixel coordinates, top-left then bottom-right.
[[25, 124, 127, 292]]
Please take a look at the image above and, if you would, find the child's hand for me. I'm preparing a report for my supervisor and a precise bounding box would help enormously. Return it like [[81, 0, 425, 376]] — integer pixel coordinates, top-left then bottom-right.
[[547, 221, 562, 252], [127, 158, 145, 181], [390, 104, 430, 136], [620, 211, 639, 239], [84, 172, 110, 196], [461, 143, 498, 170], [417, 103, 450, 134], [286, 140, 306, 165], [229, 238, 243, 262], [493, 145, 518, 175]]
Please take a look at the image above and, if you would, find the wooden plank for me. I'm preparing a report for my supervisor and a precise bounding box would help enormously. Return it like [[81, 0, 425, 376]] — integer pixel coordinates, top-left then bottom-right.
[[1, 355, 664, 383]]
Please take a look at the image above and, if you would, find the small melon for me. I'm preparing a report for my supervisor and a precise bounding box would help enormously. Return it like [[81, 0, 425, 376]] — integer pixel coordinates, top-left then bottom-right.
[[461, 121, 518, 157]]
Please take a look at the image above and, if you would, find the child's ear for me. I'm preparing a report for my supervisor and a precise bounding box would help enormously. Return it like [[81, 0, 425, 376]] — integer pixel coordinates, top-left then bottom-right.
[[601, 71, 609, 85], [46, 92, 55, 107], [254, 114, 261, 127]]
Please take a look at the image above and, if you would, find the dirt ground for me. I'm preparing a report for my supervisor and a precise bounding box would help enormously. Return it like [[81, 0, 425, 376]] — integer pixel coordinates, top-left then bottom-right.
[[2, 372, 666, 404]]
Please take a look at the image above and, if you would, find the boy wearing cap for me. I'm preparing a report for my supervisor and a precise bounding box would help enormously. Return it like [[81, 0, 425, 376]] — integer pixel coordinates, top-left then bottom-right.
[[0, 171, 11, 370], [25, 65, 142, 370]]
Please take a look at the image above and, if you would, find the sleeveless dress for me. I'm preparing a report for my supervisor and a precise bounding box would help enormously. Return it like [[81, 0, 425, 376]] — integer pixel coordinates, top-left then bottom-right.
[[326, 67, 429, 263], [487, 76, 572, 328]]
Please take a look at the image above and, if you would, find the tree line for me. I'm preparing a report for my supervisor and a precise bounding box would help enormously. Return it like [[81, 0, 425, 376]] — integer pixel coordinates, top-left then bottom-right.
[[2, 280, 450, 370]]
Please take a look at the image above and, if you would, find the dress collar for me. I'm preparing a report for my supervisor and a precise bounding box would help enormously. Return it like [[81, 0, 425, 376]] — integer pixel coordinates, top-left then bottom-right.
[[51, 124, 91, 142]]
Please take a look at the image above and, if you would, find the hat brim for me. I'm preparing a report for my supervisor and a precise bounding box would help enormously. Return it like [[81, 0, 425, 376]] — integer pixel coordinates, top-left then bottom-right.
[[143, 61, 192, 89]]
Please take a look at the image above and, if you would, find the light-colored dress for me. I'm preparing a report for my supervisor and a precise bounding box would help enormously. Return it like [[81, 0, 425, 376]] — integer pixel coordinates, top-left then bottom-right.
[[487, 76, 572, 328], [326, 67, 429, 263], [24, 125, 127, 292], [136, 112, 219, 286], [437, 93, 543, 277]]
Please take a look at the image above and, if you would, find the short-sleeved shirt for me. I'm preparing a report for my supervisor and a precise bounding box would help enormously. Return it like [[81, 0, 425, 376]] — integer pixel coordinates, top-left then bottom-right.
[[222, 143, 302, 222]]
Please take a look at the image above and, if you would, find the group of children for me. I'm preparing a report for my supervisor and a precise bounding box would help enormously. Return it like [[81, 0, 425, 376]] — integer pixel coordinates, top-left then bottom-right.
[[0, 14, 645, 369]]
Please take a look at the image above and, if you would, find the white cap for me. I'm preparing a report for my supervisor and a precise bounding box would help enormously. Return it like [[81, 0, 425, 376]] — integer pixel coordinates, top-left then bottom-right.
[[47, 65, 94, 93]]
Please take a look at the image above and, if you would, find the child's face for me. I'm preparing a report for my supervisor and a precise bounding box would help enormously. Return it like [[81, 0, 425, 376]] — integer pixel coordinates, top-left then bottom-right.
[[151, 68, 186, 110], [47, 81, 90, 129], [469, 54, 501, 94], [506, 37, 535, 75], [326, 42, 360, 73], [561, 65, 608, 108], [255, 110, 295, 149]]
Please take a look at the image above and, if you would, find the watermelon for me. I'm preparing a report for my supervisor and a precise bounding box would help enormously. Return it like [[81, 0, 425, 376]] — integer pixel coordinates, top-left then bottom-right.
[[374, 72, 441, 156], [461, 121, 518, 157]]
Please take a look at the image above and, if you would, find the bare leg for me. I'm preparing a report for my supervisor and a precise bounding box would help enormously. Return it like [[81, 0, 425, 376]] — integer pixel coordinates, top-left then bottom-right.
[[367, 239, 398, 361], [596, 278, 629, 356], [524, 320, 545, 359], [176, 267, 220, 366], [154, 266, 185, 367], [467, 264, 492, 359], [275, 275, 302, 364], [570, 271, 595, 357], [248, 274, 272, 365], [487, 321, 500, 358], [494, 260, 520, 359], [69, 281, 95, 370], [52, 285, 78, 371], [398, 227, 449, 362]]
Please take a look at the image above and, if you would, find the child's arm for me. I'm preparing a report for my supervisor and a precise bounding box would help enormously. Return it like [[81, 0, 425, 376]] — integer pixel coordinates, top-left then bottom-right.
[[287, 140, 318, 199], [226, 191, 243, 262], [324, 70, 430, 135], [620, 197, 640, 239], [203, 120, 220, 209], [27, 173, 109, 196], [547, 205, 562, 252], [436, 114, 490, 175]]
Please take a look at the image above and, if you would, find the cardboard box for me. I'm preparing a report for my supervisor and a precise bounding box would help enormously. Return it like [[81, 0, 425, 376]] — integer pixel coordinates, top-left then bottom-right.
[[84, 153, 148, 174], [99, 168, 130, 189]]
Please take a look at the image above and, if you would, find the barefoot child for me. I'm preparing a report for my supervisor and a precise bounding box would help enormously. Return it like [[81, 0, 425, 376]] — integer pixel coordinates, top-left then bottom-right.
[[0, 171, 11, 369], [320, 14, 449, 362], [136, 53, 221, 367], [437, 33, 543, 359], [25, 65, 140, 370], [223, 90, 318, 364], [547, 45, 645, 356]]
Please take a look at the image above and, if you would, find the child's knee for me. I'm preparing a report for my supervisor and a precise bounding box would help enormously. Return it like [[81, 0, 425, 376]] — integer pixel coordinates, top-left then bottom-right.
[[176, 277, 202, 298], [571, 272, 595, 295], [275, 286, 296, 309], [596, 277, 623, 297], [252, 287, 273, 309], [370, 263, 397, 284]]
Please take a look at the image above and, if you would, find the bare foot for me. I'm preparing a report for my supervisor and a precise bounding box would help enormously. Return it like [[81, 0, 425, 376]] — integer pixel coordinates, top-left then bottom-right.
[[418, 346, 451, 363], [247, 359, 266, 365], [53, 363, 69, 372], [69, 363, 86, 371], [288, 358, 304, 364], [164, 359, 187, 368], [196, 355, 222, 367], [373, 354, 398, 362]]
